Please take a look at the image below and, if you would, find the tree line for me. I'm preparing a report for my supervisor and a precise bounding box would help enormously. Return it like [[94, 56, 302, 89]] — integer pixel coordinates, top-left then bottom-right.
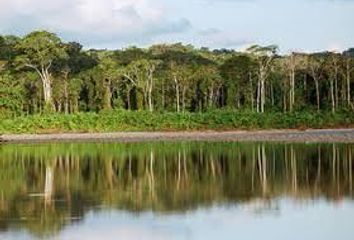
[[1, 31, 353, 116]]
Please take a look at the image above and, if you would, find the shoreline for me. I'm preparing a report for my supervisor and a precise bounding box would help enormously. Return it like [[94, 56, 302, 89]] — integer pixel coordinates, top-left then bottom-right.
[[1, 129, 354, 144]]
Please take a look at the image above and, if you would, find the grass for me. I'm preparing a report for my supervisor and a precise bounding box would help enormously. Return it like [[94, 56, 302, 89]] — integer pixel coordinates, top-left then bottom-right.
[[0, 109, 353, 134]]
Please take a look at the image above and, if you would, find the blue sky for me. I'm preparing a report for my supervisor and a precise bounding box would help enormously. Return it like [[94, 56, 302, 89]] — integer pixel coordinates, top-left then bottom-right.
[[0, 0, 353, 52]]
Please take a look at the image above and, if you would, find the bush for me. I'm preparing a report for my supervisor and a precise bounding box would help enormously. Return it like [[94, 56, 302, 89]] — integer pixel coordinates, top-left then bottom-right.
[[0, 110, 353, 134]]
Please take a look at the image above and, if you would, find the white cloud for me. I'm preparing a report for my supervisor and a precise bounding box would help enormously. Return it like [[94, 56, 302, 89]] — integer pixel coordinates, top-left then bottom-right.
[[0, 0, 191, 47], [1, 0, 352, 51]]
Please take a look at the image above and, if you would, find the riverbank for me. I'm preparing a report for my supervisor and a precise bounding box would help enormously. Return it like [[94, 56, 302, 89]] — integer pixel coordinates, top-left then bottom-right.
[[1, 129, 354, 143]]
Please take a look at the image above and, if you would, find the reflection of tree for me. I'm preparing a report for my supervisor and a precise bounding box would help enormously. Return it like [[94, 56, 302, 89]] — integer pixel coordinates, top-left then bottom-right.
[[258, 144, 268, 196], [350, 147, 353, 194], [0, 142, 353, 237], [290, 145, 297, 194], [44, 166, 54, 206]]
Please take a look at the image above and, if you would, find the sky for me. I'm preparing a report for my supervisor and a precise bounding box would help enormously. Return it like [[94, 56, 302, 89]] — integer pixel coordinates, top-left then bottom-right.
[[0, 0, 353, 52]]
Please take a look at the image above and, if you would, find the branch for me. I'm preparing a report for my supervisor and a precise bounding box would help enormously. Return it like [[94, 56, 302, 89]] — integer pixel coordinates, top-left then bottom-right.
[[45, 60, 52, 72], [123, 73, 137, 86], [25, 63, 44, 80]]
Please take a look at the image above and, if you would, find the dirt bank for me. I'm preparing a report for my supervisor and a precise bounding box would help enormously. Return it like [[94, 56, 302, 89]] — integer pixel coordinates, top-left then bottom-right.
[[1, 129, 354, 144]]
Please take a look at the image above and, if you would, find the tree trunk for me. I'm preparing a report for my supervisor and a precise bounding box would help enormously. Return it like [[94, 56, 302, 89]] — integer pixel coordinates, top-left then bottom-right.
[[57, 101, 62, 112], [347, 60, 352, 108], [127, 87, 131, 110], [256, 80, 261, 113], [209, 87, 214, 108], [259, 66, 267, 113], [314, 78, 320, 112], [289, 68, 295, 112], [147, 72, 153, 112], [62, 71, 69, 114], [237, 88, 240, 109], [148, 94, 153, 111], [64, 80, 69, 114], [148, 86, 153, 112], [335, 70, 338, 109], [174, 76, 180, 112], [103, 79, 112, 110], [260, 78, 265, 113], [270, 82, 274, 107], [162, 81, 165, 110], [142, 91, 148, 110], [283, 87, 287, 112], [330, 78, 335, 113], [249, 73, 254, 111], [182, 87, 186, 112], [42, 73, 54, 111]]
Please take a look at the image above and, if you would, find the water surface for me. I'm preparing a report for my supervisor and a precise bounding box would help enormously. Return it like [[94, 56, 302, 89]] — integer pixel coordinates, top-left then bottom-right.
[[0, 142, 353, 240]]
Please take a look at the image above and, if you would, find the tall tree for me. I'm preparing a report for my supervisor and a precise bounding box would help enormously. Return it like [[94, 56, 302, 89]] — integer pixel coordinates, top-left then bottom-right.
[[121, 59, 161, 112], [220, 54, 256, 110], [326, 52, 342, 113], [97, 56, 120, 110], [343, 48, 354, 109], [15, 31, 67, 111], [169, 62, 195, 112], [307, 53, 326, 112], [280, 53, 306, 112], [247, 45, 277, 113]]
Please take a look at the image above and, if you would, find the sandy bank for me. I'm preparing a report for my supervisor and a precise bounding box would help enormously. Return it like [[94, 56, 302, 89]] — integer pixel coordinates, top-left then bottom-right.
[[1, 129, 354, 144]]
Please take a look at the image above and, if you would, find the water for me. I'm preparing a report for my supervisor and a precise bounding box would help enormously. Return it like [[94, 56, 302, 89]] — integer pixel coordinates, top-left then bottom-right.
[[0, 142, 353, 240]]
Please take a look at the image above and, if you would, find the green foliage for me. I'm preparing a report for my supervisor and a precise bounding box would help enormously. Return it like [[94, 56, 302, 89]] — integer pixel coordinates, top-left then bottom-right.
[[0, 30, 353, 128], [0, 73, 23, 117], [15, 31, 67, 68], [0, 110, 352, 134]]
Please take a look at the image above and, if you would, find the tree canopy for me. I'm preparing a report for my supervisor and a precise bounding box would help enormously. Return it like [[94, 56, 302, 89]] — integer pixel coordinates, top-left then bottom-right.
[[0, 30, 353, 116]]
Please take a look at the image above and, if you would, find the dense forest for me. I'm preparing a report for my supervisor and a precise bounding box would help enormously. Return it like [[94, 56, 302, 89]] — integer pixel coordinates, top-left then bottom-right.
[[0, 31, 353, 131]]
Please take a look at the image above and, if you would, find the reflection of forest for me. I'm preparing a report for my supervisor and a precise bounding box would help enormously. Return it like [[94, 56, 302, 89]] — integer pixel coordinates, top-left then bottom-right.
[[0, 142, 353, 236]]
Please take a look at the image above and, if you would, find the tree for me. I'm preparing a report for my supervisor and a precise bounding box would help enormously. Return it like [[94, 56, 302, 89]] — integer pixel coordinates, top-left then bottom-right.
[[0, 35, 20, 72], [194, 64, 222, 110], [343, 49, 354, 109], [280, 53, 307, 112], [1, 30, 354, 116], [326, 52, 342, 113], [49, 42, 97, 113], [121, 59, 161, 112], [307, 53, 326, 112], [96, 56, 120, 110], [247, 45, 277, 113], [344, 57, 354, 109], [0, 73, 23, 116], [220, 54, 256, 110], [169, 61, 195, 112], [15, 31, 67, 111], [0, 36, 6, 72], [0, 35, 20, 63]]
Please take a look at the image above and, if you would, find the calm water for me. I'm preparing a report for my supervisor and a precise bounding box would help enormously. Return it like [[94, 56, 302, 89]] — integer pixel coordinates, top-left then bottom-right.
[[0, 142, 353, 240]]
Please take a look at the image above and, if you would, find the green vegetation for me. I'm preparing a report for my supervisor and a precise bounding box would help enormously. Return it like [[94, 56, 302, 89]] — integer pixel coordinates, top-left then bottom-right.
[[0, 110, 353, 133], [1, 31, 354, 132]]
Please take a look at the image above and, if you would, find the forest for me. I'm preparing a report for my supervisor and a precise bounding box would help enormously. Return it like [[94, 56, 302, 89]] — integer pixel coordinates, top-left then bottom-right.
[[1, 31, 354, 131]]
